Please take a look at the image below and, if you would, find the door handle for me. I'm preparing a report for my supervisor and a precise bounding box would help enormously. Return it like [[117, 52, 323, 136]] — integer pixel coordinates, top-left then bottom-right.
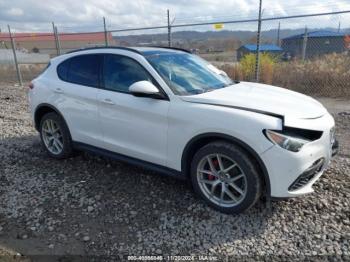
[[54, 88, 64, 94], [101, 98, 115, 105]]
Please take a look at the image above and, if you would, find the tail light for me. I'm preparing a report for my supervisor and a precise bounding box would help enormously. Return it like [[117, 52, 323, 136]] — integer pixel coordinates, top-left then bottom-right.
[[28, 82, 34, 89]]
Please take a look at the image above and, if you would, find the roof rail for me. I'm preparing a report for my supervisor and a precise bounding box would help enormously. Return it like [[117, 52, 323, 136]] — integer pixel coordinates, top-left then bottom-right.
[[66, 46, 142, 55], [147, 45, 192, 53]]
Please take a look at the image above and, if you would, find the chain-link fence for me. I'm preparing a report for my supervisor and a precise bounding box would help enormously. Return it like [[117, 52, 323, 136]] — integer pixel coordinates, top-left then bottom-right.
[[1, 9, 350, 97], [258, 11, 350, 97]]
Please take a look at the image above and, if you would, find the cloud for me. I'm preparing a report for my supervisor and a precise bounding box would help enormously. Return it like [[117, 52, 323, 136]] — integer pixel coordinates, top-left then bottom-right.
[[0, 0, 349, 33], [7, 7, 24, 16]]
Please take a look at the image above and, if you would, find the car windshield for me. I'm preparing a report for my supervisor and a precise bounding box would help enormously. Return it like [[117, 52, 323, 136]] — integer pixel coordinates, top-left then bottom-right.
[[146, 52, 235, 96]]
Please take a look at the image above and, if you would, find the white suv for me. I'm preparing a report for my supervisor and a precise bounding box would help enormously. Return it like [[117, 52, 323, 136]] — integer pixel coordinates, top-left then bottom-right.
[[28, 47, 338, 214]]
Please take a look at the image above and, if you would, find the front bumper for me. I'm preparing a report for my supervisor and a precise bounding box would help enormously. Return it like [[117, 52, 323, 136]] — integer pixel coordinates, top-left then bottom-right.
[[261, 113, 336, 198]]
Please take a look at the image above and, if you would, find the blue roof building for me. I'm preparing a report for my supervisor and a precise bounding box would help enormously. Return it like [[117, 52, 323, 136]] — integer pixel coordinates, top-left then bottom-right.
[[283, 30, 344, 40], [241, 44, 283, 52], [282, 30, 346, 59], [237, 44, 283, 61]]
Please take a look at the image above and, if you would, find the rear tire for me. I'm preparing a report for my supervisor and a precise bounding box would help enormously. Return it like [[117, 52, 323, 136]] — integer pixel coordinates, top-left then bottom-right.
[[190, 141, 262, 214], [39, 112, 73, 159]]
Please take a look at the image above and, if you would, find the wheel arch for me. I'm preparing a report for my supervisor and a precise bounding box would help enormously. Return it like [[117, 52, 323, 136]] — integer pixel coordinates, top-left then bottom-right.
[[181, 132, 271, 197], [34, 103, 69, 133]]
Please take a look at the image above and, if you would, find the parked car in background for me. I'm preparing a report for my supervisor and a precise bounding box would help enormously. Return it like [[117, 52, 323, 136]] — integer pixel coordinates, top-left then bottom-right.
[[28, 46, 338, 214]]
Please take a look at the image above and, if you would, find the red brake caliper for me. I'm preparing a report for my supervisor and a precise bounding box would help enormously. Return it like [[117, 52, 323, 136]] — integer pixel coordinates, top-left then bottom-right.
[[208, 159, 218, 180]]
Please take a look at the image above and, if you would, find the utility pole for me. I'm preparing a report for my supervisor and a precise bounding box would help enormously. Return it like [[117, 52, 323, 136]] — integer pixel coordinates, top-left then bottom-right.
[[276, 22, 281, 46], [103, 17, 108, 46], [8, 25, 22, 86], [338, 21, 341, 33], [167, 9, 172, 47], [254, 0, 263, 82], [302, 26, 308, 60]]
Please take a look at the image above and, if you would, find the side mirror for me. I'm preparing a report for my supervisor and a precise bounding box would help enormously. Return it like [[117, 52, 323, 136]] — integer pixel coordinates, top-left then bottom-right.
[[129, 81, 166, 99]]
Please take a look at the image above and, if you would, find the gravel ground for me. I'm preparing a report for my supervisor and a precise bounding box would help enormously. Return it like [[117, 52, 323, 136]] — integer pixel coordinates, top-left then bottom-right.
[[0, 83, 349, 261]]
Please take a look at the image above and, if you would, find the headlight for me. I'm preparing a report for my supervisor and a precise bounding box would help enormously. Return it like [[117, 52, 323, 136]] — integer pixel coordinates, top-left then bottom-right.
[[265, 130, 310, 152]]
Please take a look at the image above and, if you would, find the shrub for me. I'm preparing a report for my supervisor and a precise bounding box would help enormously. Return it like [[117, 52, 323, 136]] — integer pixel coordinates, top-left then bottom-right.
[[219, 53, 277, 84]]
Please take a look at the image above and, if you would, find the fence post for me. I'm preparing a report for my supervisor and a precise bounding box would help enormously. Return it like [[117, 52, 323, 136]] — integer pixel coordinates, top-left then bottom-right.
[[52, 22, 60, 56], [103, 17, 108, 47], [276, 22, 281, 46], [302, 26, 308, 60], [167, 9, 172, 47], [7, 25, 22, 86], [254, 0, 262, 82], [55, 26, 61, 55]]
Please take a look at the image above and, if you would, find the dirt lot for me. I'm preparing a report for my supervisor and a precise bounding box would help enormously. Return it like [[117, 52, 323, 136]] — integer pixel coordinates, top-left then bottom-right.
[[0, 83, 349, 261]]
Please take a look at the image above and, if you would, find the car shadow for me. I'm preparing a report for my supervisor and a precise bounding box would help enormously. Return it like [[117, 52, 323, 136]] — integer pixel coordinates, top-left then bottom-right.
[[0, 134, 287, 258]]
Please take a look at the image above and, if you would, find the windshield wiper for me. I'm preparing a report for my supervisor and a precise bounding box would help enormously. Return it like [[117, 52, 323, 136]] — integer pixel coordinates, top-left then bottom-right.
[[187, 89, 205, 94]]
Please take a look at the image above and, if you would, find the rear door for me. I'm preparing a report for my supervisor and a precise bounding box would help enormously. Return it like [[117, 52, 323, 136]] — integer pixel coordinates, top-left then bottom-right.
[[54, 54, 104, 147], [97, 54, 170, 166]]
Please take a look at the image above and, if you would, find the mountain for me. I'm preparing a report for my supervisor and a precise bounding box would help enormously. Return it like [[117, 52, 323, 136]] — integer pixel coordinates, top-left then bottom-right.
[[114, 27, 350, 47]]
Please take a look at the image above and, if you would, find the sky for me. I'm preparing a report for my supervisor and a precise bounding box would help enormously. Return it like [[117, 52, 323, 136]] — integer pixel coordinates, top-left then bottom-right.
[[0, 0, 350, 33]]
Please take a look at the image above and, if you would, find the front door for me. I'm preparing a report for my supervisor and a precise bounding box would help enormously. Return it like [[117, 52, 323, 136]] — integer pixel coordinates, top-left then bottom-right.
[[97, 54, 169, 166]]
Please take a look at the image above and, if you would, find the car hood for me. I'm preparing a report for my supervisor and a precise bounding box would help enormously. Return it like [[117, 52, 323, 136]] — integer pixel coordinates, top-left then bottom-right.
[[180, 82, 327, 121]]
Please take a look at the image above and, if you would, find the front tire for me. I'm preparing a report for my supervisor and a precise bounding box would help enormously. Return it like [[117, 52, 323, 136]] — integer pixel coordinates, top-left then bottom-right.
[[190, 141, 262, 214], [39, 112, 73, 159]]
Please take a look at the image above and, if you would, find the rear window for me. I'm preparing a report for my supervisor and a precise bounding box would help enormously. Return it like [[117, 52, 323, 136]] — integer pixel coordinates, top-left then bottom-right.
[[57, 54, 101, 88]]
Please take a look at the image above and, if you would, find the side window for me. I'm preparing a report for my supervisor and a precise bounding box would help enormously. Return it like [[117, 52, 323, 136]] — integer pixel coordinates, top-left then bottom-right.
[[103, 54, 154, 93], [57, 54, 101, 88], [68, 55, 100, 87]]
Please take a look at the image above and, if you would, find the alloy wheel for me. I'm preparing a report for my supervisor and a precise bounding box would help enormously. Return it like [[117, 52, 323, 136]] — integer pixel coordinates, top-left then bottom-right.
[[196, 153, 247, 208], [41, 119, 64, 155]]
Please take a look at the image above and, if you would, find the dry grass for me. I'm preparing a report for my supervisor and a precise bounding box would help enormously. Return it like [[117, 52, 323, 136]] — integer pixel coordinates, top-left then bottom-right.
[[0, 64, 47, 83], [220, 53, 350, 97], [273, 53, 350, 97], [199, 51, 237, 62]]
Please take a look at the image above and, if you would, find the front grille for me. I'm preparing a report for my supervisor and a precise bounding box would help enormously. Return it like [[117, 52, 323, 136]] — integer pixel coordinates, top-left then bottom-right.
[[288, 158, 325, 191]]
